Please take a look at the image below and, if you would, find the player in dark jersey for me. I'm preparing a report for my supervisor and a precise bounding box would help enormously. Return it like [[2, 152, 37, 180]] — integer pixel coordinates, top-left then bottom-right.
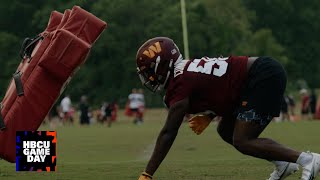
[[136, 37, 320, 180]]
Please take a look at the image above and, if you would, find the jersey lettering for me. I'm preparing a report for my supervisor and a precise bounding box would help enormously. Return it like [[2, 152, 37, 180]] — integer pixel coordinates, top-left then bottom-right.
[[187, 57, 228, 77]]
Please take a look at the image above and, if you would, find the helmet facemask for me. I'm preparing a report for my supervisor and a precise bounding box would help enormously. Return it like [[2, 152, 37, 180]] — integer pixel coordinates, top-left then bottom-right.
[[137, 58, 173, 93]]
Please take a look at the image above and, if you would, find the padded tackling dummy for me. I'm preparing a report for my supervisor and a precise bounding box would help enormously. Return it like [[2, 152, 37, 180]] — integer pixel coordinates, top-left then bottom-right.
[[0, 11, 63, 127], [0, 6, 107, 163]]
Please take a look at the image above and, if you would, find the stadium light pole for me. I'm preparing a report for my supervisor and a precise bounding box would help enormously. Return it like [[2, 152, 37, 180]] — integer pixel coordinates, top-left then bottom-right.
[[180, 0, 190, 60]]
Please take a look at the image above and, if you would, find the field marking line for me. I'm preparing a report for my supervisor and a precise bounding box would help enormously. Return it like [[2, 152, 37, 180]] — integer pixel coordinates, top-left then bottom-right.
[[138, 140, 156, 161]]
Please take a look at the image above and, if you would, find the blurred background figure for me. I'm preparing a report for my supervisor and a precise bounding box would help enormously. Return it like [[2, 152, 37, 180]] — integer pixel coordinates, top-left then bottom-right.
[[47, 104, 61, 128], [286, 94, 297, 121], [98, 100, 119, 127], [60, 94, 74, 125], [104, 101, 113, 127], [79, 95, 90, 125], [125, 89, 135, 120], [300, 89, 310, 120], [126, 88, 145, 125], [136, 88, 145, 124], [287, 94, 296, 117], [110, 100, 119, 122], [279, 94, 297, 122], [279, 95, 290, 122], [309, 89, 317, 119], [98, 102, 107, 123]]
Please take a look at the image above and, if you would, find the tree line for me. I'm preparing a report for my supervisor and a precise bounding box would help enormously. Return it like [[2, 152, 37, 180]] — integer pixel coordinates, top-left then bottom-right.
[[0, 0, 319, 107]]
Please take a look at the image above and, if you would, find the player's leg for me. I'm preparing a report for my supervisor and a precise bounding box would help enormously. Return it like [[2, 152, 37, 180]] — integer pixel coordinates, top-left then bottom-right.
[[232, 116, 303, 179], [233, 57, 301, 161], [132, 108, 139, 124], [233, 117, 300, 162], [216, 116, 236, 145], [233, 112, 320, 180], [234, 57, 320, 179]]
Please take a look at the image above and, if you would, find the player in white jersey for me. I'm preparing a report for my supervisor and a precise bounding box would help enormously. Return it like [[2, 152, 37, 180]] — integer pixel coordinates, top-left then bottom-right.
[[128, 88, 145, 124]]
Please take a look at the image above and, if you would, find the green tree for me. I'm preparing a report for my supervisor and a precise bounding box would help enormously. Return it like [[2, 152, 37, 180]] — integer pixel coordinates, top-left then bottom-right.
[[1, 0, 311, 107], [243, 0, 320, 88]]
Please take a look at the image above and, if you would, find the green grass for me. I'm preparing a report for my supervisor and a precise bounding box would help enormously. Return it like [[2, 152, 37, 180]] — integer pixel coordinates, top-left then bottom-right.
[[1, 109, 320, 180]]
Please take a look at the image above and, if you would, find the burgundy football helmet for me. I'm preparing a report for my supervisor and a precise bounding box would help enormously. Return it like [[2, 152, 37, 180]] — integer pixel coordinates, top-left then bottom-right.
[[136, 37, 182, 92]]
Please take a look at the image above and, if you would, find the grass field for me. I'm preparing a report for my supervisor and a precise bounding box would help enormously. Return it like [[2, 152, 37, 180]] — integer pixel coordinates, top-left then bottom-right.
[[0, 108, 320, 180]]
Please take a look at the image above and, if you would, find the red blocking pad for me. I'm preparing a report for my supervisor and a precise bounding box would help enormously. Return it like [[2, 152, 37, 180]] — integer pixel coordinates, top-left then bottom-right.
[[0, 6, 107, 163]]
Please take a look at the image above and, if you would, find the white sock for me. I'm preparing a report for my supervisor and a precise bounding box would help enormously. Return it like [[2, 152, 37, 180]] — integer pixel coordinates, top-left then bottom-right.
[[296, 152, 313, 167], [271, 160, 287, 167]]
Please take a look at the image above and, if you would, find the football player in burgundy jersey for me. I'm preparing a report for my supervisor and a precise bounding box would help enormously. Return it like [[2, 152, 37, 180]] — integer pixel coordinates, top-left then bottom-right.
[[136, 37, 320, 180]]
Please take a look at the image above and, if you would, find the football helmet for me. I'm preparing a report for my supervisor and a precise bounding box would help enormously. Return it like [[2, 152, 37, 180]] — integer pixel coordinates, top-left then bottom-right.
[[136, 37, 182, 92]]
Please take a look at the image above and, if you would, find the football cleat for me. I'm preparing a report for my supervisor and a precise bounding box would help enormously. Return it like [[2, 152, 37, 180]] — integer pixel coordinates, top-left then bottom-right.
[[301, 152, 320, 180], [268, 162, 299, 180]]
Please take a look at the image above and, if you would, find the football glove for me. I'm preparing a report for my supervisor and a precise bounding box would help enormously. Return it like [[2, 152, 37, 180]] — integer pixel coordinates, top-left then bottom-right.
[[138, 171, 153, 180], [188, 114, 213, 135]]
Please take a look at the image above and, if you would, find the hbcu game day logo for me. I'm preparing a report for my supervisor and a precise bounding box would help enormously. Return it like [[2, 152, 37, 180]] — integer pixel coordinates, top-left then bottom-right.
[[16, 131, 57, 172]]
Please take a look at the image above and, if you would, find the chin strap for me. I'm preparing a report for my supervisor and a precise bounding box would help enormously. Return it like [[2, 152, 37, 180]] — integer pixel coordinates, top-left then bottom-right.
[[155, 59, 173, 92], [155, 55, 184, 92]]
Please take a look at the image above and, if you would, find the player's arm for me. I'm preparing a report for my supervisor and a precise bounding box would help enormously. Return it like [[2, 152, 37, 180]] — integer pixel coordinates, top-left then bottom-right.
[[139, 98, 189, 179]]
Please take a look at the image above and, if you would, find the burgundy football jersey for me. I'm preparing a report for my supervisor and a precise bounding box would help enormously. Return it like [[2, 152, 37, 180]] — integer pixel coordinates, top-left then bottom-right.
[[164, 56, 248, 116]]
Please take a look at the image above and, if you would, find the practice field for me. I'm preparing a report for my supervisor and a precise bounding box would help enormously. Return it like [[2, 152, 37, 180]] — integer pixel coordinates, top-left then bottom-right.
[[0, 109, 320, 180]]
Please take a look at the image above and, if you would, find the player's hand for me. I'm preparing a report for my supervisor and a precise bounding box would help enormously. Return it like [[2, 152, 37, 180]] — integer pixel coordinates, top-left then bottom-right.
[[188, 114, 212, 135], [138, 172, 153, 180]]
